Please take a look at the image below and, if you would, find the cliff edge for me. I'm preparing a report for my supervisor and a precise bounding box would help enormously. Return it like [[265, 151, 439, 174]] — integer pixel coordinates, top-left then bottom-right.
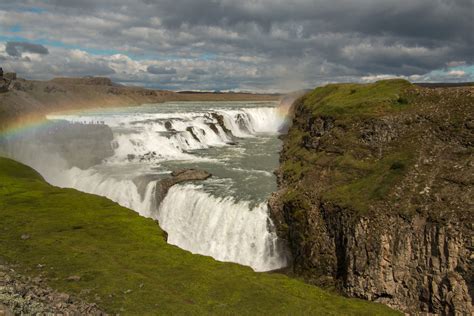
[[269, 79, 473, 314]]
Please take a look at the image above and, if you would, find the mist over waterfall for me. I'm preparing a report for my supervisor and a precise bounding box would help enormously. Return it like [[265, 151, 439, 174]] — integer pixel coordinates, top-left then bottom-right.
[[0, 101, 291, 271]]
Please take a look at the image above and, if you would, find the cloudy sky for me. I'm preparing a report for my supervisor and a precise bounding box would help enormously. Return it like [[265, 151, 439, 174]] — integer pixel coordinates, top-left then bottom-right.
[[0, 0, 472, 92]]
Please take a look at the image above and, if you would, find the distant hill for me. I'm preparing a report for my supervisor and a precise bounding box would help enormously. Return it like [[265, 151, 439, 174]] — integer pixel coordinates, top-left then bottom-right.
[[0, 75, 280, 131]]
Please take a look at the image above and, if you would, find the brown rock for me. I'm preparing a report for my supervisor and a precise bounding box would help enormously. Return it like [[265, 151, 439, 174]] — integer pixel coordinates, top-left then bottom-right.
[[65, 275, 81, 282], [156, 169, 211, 204]]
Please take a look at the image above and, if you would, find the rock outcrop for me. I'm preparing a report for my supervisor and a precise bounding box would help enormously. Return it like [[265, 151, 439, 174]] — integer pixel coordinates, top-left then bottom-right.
[[211, 112, 233, 136], [155, 169, 211, 203], [270, 80, 473, 314]]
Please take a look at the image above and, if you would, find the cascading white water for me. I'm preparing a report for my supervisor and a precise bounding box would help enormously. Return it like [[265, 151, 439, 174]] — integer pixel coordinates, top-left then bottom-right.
[[4, 101, 291, 272], [55, 167, 158, 218], [158, 184, 288, 272], [47, 106, 287, 163]]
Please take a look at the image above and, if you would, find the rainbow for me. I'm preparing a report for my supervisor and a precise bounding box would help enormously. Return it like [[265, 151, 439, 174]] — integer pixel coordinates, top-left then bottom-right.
[[1, 113, 55, 139], [0, 106, 128, 139]]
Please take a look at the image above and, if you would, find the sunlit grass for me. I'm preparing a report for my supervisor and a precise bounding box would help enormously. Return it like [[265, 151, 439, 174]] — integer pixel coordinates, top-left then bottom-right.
[[0, 157, 399, 315], [304, 79, 413, 117]]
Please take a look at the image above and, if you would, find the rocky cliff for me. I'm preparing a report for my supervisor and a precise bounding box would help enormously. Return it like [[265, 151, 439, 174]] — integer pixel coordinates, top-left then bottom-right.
[[269, 80, 473, 314]]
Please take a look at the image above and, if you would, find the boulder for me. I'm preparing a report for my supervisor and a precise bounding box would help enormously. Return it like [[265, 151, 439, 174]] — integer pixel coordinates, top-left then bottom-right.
[[156, 169, 211, 203]]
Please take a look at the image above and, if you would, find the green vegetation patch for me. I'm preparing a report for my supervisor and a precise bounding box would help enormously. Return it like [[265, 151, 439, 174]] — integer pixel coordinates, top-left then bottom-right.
[[0, 157, 399, 315], [323, 149, 415, 213], [279, 80, 418, 214], [303, 79, 413, 118]]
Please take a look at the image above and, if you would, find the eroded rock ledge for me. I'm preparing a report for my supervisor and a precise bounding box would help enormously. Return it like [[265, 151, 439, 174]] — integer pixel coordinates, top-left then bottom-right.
[[155, 169, 211, 203], [269, 80, 473, 314]]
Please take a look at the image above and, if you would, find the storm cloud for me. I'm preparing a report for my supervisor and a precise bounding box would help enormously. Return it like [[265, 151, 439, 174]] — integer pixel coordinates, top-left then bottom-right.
[[147, 65, 177, 75], [0, 0, 472, 91], [5, 41, 49, 57]]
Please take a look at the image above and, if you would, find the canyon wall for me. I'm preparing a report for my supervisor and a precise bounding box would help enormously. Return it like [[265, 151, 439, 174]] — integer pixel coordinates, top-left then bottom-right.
[[270, 80, 473, 314]]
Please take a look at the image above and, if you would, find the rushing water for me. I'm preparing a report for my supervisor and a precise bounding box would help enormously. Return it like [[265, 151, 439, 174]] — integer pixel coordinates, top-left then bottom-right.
[[0, 101, 291, 271]]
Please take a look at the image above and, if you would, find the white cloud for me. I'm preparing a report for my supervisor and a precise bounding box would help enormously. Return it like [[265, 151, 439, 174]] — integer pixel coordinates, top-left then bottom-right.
[[447, 70, 466, 77], [446, 61, 466, 67], [361, 74, 406, 82]]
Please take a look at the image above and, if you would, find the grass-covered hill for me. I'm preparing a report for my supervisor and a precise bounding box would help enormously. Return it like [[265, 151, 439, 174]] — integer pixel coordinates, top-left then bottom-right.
[[269, 80, 473, 314], [0, 157, 398, 315]]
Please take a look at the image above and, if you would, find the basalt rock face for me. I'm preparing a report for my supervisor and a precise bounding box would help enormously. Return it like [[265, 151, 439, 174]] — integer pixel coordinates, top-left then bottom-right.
[[269, 80, 473, 314]]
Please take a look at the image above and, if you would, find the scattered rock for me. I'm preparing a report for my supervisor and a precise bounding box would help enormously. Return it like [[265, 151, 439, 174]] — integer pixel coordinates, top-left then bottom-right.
[[20, 234, 30, 240], [65, 275, 81, 282], [0, 263, 104, 315]]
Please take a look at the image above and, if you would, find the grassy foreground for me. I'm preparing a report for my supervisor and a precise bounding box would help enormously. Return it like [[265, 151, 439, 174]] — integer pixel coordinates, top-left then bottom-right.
[[0, 157, 398, 315]]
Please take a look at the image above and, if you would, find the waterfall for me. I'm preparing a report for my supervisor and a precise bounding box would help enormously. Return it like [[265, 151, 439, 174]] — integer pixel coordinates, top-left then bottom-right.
[[2, 102, 291, 272], [56, 167, 158, 218], [157, 184, 288, 272], [46, 106, 288, 163]]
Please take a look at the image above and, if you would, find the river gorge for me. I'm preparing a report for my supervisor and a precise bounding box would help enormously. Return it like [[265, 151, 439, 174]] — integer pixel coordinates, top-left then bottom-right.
[[0, 100, 291, 272]]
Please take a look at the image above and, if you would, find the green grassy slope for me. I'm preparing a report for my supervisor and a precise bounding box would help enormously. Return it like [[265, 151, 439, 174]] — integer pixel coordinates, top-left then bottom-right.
[[303, 79, 413, 118], [281, 80, 416, 214], [0, 157, 398, 315]]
